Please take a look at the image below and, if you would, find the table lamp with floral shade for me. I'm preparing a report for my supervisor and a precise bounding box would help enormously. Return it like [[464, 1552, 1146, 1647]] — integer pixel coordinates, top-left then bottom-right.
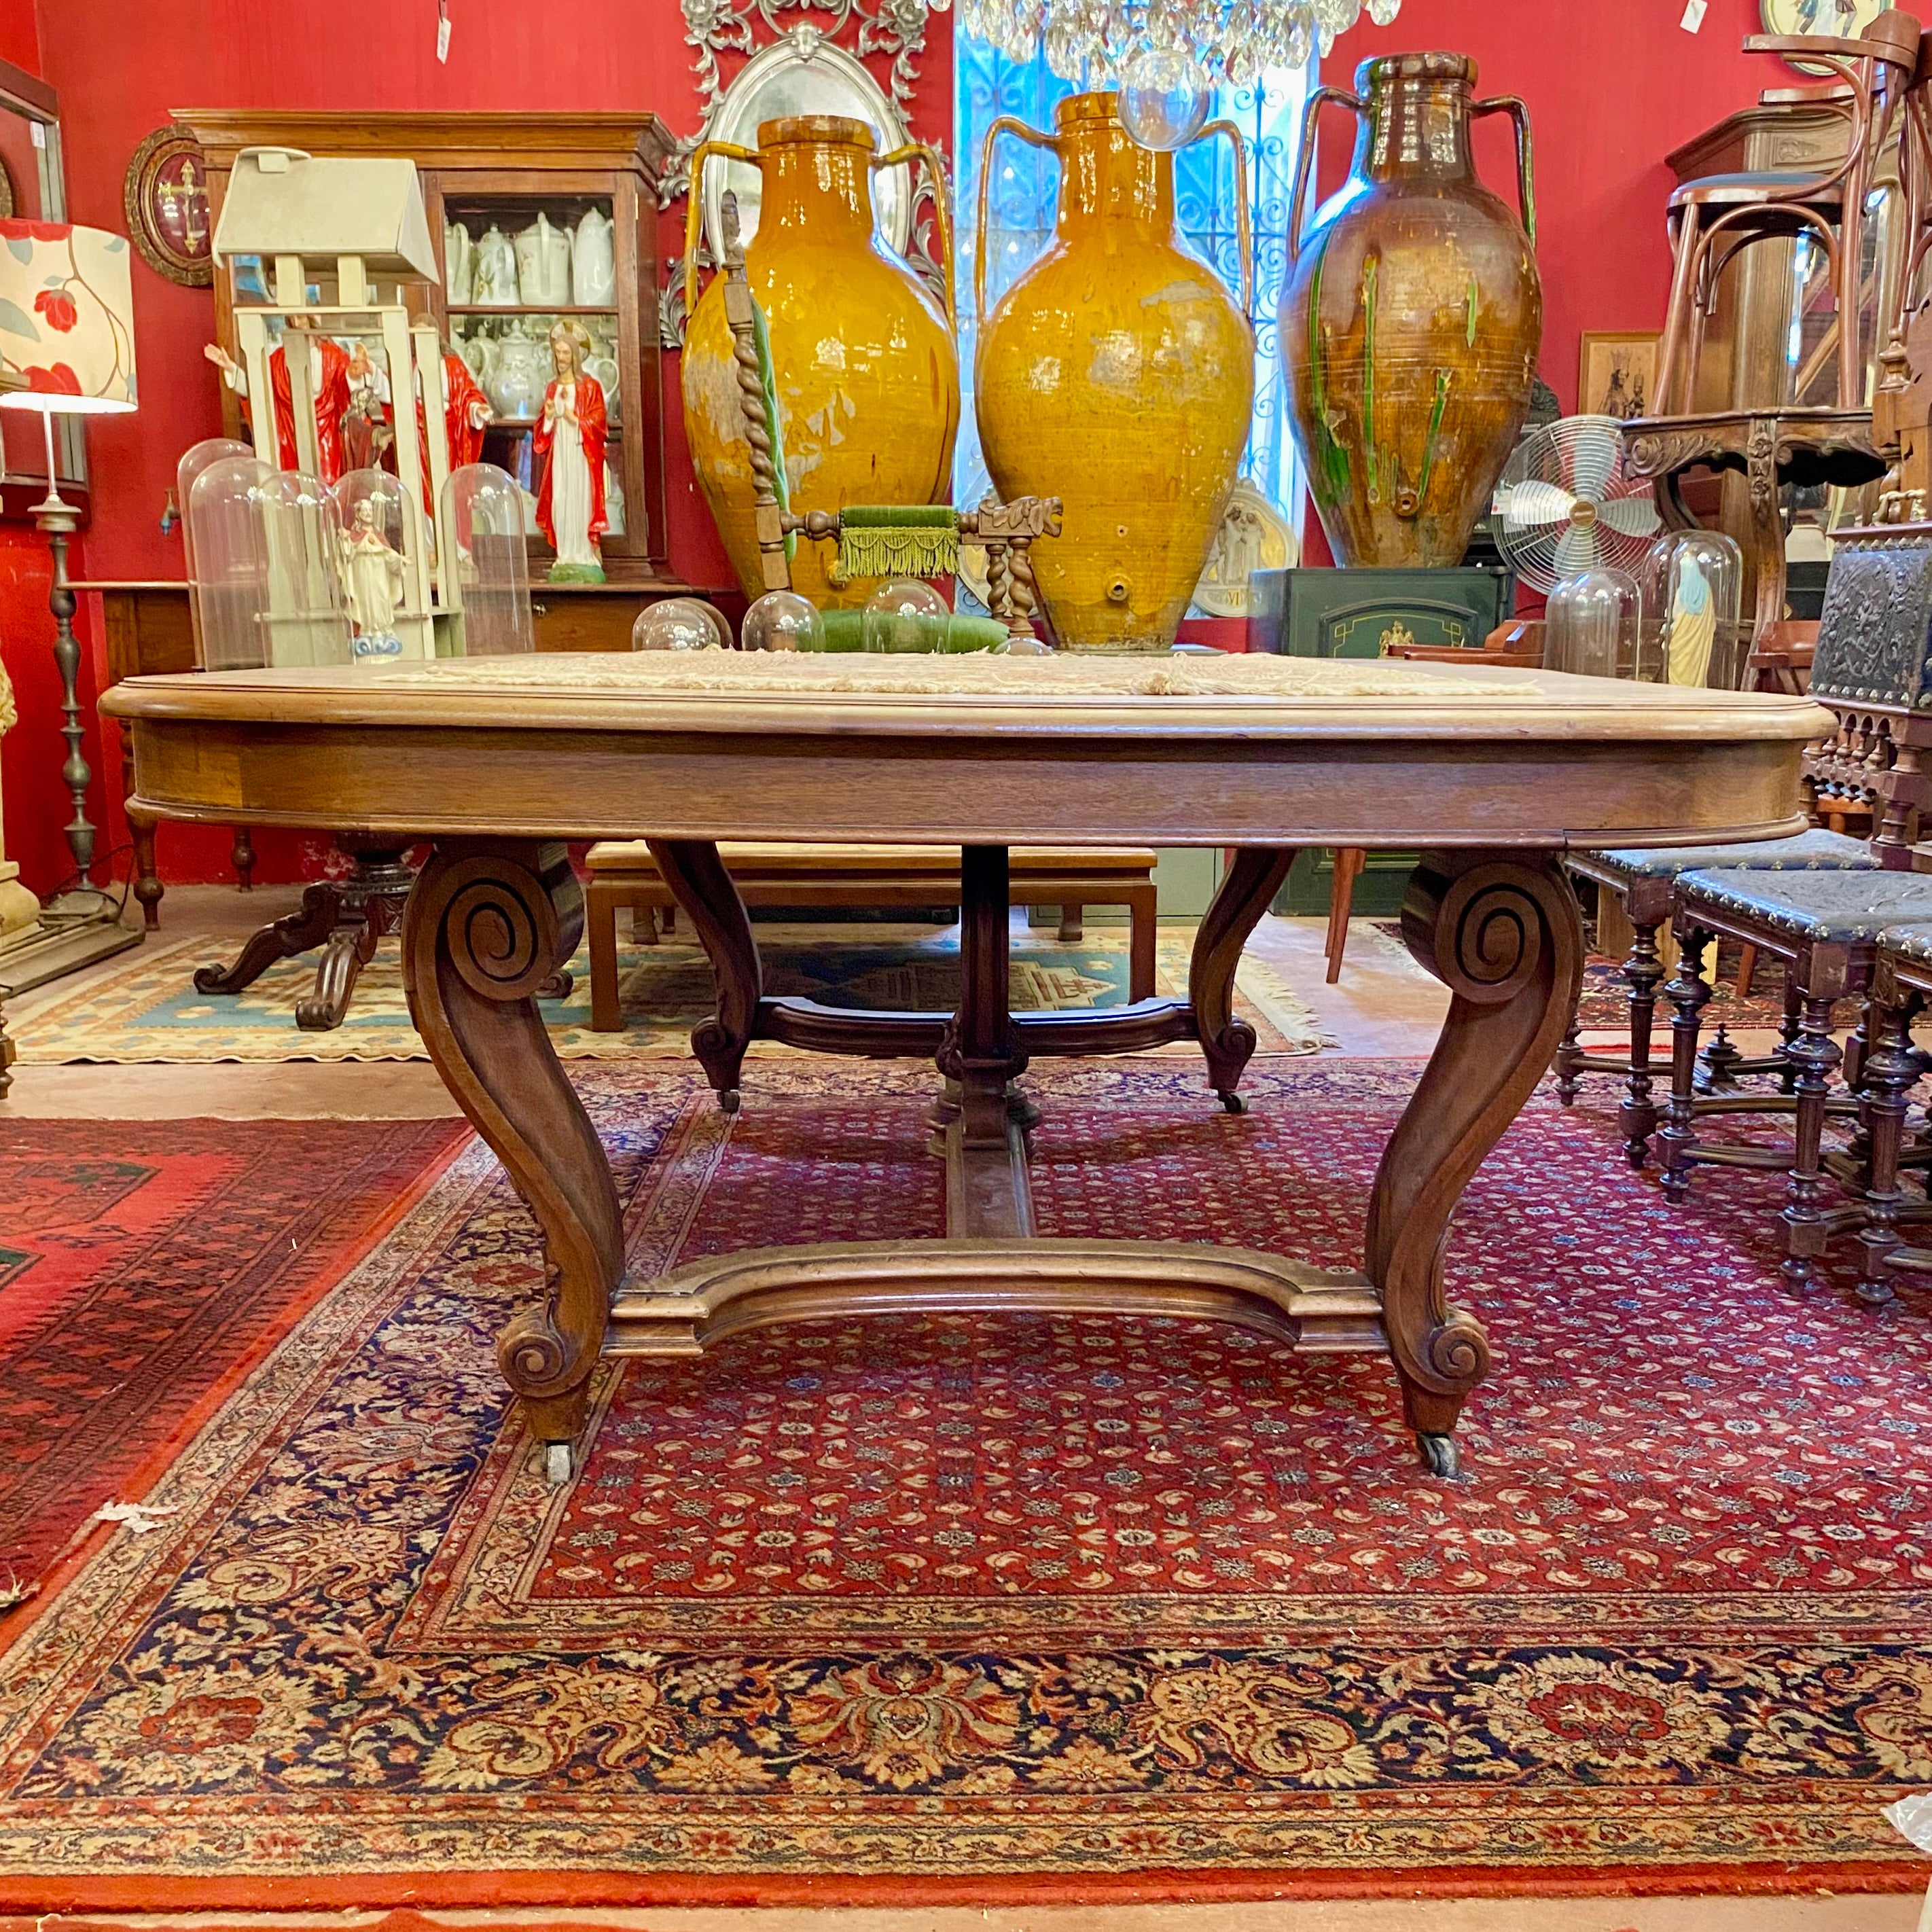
[[0, 217, 141, 997]]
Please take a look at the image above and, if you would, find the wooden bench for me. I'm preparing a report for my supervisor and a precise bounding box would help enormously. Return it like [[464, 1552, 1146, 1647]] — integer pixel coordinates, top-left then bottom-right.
[[585, 841, 1160, 1033]]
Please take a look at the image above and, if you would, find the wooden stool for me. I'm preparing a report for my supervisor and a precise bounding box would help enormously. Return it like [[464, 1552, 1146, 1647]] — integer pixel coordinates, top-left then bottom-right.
[[585, 841, 1161, 1033]]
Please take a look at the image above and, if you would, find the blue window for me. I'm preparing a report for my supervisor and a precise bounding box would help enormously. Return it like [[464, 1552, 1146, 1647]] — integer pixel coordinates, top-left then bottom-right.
[[953, 31, 1309, 524]]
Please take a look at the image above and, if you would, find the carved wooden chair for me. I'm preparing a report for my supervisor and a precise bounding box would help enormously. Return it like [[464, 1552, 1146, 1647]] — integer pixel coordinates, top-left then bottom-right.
[[1854, 915, 1932, 1303], [1658, 867, 1932, 1291], [1556, 829, 1879, 1164]]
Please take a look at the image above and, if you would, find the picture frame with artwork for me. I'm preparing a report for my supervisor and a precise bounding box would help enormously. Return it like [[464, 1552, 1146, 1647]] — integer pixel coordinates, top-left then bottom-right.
[[1579, 331, 1660, 422]]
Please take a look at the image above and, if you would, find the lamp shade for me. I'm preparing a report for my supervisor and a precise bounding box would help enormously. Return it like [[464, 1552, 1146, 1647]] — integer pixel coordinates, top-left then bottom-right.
[[0, 221, 137, 414]]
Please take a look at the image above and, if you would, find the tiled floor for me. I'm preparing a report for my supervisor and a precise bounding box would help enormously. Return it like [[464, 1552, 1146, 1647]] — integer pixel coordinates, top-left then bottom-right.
[[1, 888, 1922, 1929]]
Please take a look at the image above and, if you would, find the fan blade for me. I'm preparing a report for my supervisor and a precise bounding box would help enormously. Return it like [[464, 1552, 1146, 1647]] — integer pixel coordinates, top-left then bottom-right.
[[1598, 493, 1662, 539], [1553, 522, 1600, 578], [1564, 418, 1624, 503], [1499, 479, 1578, 531]]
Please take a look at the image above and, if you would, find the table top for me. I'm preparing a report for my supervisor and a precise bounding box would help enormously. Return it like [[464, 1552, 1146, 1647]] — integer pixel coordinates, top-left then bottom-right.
[[103, 651, 1833, 851]]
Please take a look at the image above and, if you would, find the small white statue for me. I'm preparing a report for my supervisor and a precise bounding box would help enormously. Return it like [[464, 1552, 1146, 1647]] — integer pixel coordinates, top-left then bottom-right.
[[338, 496, 407, 656]]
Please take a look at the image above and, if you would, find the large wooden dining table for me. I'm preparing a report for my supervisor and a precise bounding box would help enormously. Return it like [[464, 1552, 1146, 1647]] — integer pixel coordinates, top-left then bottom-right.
[[104, 650, 1830, 1482]]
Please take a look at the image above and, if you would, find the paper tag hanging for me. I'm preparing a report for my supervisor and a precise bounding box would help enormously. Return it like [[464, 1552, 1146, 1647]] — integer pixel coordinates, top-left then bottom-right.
[[437, 1, 451, 62], [1680, 0, 1706, 29]]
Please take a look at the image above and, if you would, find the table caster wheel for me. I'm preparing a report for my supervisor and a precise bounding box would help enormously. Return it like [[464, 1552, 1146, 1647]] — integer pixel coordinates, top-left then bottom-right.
[[719, 1088, 740, 1115], [542, 1442, 575, 1486], [1217, 1089, 1246, 1115], [1418, 1432, 1463, 1480]]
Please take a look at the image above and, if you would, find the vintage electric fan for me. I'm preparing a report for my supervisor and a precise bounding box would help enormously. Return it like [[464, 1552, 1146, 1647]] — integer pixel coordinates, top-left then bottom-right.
[[1490, 414, 1663, 592]]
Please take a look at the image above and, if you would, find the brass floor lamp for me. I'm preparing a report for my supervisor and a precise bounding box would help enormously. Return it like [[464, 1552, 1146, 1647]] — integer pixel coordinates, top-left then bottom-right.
[[0, 219, 145, 1022]]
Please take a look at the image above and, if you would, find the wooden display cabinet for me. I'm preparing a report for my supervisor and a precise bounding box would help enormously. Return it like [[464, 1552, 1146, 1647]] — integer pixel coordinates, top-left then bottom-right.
[[174, 111, 693, 593]]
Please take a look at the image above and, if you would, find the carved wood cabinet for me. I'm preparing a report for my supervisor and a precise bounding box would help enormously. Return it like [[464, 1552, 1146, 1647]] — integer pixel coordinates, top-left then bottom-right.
[[174, 111, 682, 589]]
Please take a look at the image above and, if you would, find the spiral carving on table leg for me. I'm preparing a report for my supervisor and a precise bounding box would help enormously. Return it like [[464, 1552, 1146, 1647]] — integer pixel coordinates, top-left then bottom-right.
[[1426, 1314, 1490, 1387], [498, 1304, 573, 1397], [1403, 860, 1557, 1005], [448, 878, 560, 1003]]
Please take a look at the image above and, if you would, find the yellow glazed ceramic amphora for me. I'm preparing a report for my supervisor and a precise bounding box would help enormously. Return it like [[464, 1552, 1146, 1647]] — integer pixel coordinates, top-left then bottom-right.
[[682, 115, 960, 607], [974, 92, 1254, 651]]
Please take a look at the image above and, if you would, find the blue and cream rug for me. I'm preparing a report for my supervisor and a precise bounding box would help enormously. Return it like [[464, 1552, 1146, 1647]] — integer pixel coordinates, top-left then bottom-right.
[[14, 923, 1327, 1065]]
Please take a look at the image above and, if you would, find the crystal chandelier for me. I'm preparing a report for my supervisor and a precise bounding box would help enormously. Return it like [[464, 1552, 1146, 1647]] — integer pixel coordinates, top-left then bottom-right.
[[952, 0, 1401, 144]]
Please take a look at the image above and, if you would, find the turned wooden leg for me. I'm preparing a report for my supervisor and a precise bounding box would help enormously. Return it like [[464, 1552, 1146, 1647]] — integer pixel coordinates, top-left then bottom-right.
[[1128, 884, 1158, 1003], [1658, 925, 1715, 1204], [1619, 918, 1666, 1166], [588, 884, 623, 1033], [1325, 846, 1365, 985], [649, 837, 759, 1114], [1553, 1012, 1586, 1107], [1365, 851, 1583, 1478], [940, 844, 1033, 1238], [194, 883, 342, 995], [1781, 992, 1844, 1296], [1778, 975, 1802, 1093], [403, 838, 621, 1471], [231, 824, 256, 892], [1188, 846, 1297, 1113], [1736, 943, 1758, 999], [1854, 994, 1917, 1308], [128, 805, 164, 931]]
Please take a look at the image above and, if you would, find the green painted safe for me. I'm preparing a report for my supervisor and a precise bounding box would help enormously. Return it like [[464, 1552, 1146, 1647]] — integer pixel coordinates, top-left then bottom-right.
[[1247, 565, 1513, 658]]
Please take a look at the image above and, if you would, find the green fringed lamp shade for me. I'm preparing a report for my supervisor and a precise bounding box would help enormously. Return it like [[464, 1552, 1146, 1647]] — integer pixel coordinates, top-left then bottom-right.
[[835, 504, 959, 582]]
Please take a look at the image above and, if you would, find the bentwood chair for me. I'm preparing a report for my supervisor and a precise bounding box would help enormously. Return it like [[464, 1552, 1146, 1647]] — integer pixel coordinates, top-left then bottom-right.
[[1655, 9, 1922, 418]]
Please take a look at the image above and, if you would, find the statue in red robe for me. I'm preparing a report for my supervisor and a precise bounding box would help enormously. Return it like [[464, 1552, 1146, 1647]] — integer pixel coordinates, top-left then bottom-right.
[[444, 350, 492, 470], [531, 319, 607, 582], [203, 329, 351, 483]]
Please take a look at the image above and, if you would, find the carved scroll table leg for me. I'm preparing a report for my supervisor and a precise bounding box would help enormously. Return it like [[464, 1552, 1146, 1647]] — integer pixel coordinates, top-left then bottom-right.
[[1189, 846, 1298, 1112], [403, 840, 623, 1480], [647, 838, 759, 1114], [1365, 851, 1584, 1478]]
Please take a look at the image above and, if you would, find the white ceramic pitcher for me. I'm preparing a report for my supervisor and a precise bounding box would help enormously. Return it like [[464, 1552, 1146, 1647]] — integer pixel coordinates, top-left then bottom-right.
[[515, 213, 573, 307], [573, 207, 616, 307]]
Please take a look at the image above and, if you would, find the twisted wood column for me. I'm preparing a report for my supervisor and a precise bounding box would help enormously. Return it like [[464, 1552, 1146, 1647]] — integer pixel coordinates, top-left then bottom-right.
[[402, 839, 622, 1472], [1367, 851, 1583, 1475]]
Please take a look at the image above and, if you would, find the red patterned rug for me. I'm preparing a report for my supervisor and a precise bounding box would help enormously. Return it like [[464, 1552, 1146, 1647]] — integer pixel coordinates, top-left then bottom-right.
[[0, 1059, 1926, 1911], [0, 1117, 464, 1591]]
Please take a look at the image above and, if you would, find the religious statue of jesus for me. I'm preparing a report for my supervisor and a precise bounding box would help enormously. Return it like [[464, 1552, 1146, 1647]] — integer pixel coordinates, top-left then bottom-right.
[[531, 318, 608, 584], [337, 496, 407, 657]]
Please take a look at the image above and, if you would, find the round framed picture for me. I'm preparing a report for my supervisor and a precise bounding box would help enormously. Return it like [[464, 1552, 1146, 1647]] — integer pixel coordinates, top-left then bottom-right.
[[1760, 0, 1888, 69], [123, 124, 213, 288]]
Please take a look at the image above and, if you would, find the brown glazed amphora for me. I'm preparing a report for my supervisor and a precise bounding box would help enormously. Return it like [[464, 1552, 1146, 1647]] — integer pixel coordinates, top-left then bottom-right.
[[1282, 54, 1541, 567]]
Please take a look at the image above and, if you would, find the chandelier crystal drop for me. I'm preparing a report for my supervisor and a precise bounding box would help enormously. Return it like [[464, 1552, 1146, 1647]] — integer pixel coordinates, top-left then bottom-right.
[[955, 0, 1397, 97]]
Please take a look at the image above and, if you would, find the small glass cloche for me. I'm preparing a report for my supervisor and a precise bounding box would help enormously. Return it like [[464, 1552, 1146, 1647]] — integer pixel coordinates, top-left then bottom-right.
[[442, 463, 535, 656]]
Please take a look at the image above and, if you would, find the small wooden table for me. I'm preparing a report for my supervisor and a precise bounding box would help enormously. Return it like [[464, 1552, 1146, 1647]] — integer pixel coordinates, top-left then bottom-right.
[[103, 652, 1827, 1482]]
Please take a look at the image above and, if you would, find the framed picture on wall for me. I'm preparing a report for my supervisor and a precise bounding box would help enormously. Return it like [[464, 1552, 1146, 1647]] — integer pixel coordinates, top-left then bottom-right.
[[1579, 331, 1661, 422]]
